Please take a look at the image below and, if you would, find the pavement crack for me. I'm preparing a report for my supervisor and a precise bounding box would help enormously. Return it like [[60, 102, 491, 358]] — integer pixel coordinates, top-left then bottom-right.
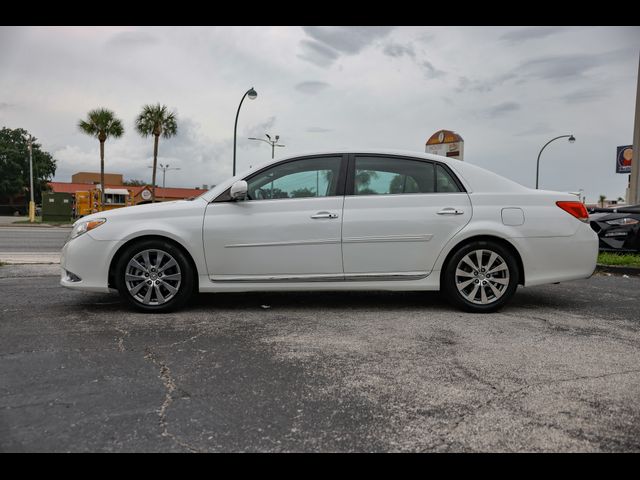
[[114, 326, 129, 353], [512, 368, 640, 394], [439, 367, 640, 448], [143, 347, 202, 453], [160, 332, 204, 349]]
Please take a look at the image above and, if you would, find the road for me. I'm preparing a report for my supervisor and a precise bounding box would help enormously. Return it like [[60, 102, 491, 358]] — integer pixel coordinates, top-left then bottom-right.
[[1, 264, 639, 452], [0, 227, 69, 252]]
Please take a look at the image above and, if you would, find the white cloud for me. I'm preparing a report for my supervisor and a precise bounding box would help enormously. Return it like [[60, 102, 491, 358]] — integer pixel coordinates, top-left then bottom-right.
[[0, 26, 638, 203]]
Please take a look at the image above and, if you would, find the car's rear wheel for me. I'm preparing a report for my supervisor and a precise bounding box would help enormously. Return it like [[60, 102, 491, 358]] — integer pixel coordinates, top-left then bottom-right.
[[443, 240, 519, 313], [115, 239, 194, 313]]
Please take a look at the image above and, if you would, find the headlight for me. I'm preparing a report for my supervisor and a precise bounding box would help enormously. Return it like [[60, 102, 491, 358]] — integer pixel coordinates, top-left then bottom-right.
[[605, 217, 639, 226], [69, 218, 106, 240]]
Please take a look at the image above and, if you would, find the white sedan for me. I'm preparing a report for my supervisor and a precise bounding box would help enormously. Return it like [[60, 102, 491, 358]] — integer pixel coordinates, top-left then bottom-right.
[[60, 150, 598, 313]]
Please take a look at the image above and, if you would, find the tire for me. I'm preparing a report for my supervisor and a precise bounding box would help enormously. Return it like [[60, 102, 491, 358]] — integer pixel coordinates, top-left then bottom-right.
[[114, 239, 194, 313], [442, 240, 519, 313]]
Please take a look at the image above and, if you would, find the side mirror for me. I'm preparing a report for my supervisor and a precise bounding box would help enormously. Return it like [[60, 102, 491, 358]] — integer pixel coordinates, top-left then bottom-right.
[[230, 180, 248, 201]]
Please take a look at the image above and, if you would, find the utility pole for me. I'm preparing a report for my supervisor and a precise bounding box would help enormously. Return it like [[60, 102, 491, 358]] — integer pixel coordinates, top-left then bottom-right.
[[248, 134, 286, 159], [629, 53, 640, 205], [27, 135, 35, 223], [148, 163, 180, 200]]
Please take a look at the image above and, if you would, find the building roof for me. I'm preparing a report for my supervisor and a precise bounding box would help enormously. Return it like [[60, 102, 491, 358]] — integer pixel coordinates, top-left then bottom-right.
[[131, 185, 205, 199], [49, 182, 123, 194], [48, 182, 204, 199]]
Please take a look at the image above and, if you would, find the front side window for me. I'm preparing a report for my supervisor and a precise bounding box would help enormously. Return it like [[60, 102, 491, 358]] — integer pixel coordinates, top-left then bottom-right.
[[246, 156, 342, 200], [354, 157, 435, 195]]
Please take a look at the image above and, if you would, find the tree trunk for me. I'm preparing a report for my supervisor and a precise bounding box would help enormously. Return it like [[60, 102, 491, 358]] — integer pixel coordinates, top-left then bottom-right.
[[152, 134, 159, 203], [100, 140, 105, 211]]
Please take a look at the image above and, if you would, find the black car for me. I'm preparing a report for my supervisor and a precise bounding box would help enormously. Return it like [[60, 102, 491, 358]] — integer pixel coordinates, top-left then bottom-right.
[[589, 205, 640, 252]]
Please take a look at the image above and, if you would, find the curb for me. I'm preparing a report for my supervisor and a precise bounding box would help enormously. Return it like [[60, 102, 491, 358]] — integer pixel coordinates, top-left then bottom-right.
[[0, 223, 72, 228], [595, 264, 640, 276]]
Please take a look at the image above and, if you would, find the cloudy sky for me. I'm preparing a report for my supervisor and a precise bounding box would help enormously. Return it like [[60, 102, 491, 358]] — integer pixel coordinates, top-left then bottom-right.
[[1, 26, 639, 202]]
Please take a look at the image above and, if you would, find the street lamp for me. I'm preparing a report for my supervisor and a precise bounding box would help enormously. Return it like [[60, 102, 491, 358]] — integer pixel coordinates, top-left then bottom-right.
[[233, 87, 257, 176], [148, 163, 181, 189], [535, 134, 575, 189], [248, 133, 286, 159]]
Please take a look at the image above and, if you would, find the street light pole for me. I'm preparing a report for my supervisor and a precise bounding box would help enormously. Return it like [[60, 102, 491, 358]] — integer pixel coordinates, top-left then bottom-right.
[[248, 134, 286, 159], [233, 87, 257, 176], [26, 135, 35, 223], [536, 134, 576, 189], [148, 163, 180, 200]]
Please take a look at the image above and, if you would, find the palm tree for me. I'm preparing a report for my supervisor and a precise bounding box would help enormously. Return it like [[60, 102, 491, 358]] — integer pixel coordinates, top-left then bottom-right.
[[135, 104, 178, 202], [599, 194, 607, 208], [78, 109, 125, 210]]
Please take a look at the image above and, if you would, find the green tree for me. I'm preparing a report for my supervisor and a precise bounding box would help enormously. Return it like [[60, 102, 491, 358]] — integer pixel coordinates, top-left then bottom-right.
[[290, 187, 316, 198], [0, 127, 56, 209], [354, 170, 379, 194], [123, 179, 148, 186], [598, 194, 606, 208], [78, 108, 125, 210], [135, 104, 178, 202]]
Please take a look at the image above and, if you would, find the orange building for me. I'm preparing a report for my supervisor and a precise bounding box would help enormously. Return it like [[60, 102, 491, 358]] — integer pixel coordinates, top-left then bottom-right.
[[48, 173, 206, 217], [71, 172, 124, 185]]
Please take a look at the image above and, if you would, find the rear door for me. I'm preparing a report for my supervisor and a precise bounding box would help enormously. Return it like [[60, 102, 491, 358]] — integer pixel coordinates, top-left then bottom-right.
[[341, 154, 472, 278]]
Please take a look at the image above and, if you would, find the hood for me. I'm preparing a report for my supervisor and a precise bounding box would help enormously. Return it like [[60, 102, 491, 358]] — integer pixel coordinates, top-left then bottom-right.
[[73, 198, 206, 225]]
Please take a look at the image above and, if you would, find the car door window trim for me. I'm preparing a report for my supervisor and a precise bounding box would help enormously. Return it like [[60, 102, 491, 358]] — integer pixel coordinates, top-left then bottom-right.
[[345, 153, 466, 196], [212, 154, 348, 203]]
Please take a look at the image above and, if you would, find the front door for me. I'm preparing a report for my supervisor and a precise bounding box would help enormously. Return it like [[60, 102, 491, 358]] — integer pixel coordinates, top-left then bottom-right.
[[203, 155, 347, 281], [341, 154, 472, 278]]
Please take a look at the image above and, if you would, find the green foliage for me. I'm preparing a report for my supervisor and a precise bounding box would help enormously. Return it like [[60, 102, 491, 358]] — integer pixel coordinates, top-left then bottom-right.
[[135, 104, 178, 138], [598, 194, 606, 207], [290, 187, 316, 198], [0, 127, 56, 203], [598, 252, 640, 267], [123, 179, 148, 186], [78, 108, 125, 141]]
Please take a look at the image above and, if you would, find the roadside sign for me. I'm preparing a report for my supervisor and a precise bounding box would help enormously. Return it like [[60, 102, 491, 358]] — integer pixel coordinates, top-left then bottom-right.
[[616, 145, 633, 173], [425, 130, 464, 160]]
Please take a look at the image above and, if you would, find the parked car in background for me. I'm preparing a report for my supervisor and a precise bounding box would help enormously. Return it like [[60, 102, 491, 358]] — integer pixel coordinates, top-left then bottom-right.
[[589, 204, 640, 252], [60, 150, 598, 314]]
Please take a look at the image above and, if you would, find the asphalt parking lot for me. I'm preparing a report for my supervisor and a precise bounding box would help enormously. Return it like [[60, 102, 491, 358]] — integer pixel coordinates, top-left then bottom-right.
[[1, 264, 639, 452]]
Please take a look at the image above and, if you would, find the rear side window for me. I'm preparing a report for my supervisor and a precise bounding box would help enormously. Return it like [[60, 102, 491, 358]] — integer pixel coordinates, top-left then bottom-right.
[[436, 164, 462, 192], [354, 157, 435, 195]]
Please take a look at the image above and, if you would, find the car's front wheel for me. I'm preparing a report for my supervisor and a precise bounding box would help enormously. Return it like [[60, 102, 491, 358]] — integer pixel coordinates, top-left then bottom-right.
[[442, 240, 519, 313], [115, 239, 194, 313]]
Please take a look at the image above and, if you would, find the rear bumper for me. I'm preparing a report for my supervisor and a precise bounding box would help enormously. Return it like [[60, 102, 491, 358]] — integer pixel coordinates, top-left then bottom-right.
[[511, 223, 598, 287], [60, 233, 121, 293]]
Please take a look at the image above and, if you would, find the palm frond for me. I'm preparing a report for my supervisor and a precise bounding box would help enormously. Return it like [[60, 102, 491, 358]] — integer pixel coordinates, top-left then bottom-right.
[[135, 103, 178, 138], [78, 108, 125, 139]]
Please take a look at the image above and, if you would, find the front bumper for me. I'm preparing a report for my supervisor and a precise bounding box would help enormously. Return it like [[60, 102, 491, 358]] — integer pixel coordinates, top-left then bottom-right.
[[60, 233, 122, 293]]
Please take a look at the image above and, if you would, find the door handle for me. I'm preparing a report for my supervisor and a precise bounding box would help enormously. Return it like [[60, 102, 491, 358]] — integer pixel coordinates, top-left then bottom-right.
[[437, 208, 464, 215], [311, 211, 339, 219]]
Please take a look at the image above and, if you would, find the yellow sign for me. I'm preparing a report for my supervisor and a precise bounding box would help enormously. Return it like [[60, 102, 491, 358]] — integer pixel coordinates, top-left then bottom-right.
[[425, 130, 464, 161]]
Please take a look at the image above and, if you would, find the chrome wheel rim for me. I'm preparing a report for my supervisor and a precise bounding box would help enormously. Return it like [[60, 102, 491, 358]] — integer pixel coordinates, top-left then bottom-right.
[[455, 249, 510, 305], [125, 249, 181, 306]]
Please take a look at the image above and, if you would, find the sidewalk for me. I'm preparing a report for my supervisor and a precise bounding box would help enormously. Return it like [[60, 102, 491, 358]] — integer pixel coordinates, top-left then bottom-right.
[[0, 215, 27, 226], [0, 216, 73, 228], [0, 252, 60, 264]]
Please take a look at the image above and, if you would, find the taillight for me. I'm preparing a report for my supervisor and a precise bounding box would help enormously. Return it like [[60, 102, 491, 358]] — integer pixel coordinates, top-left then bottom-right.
[[556, 201, 589, 222]]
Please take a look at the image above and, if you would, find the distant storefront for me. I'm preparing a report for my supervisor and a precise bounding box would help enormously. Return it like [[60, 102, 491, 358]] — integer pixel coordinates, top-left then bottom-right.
[[47, 172, 206, 217]]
